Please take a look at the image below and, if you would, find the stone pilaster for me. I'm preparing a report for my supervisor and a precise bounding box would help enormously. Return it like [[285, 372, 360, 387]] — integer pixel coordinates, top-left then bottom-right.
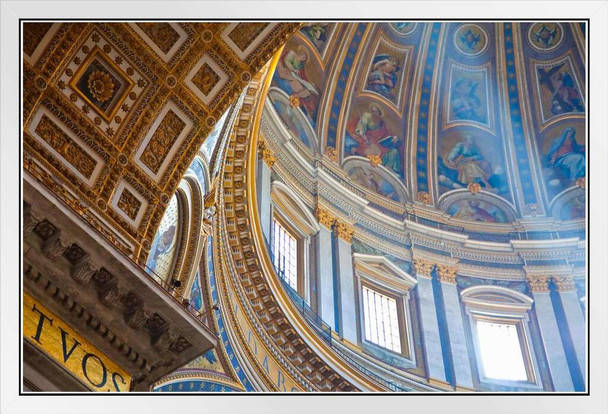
[[412, 256, 446, 383], [553, 275, 586, 386], [333, 219, 357, 342], [314, 206, 337, 329], [525, 273, 574, 391], [436, 264, 474, 389]]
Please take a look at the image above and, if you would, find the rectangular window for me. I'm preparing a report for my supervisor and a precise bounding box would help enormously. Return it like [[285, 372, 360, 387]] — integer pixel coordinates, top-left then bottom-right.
[[272, 218, 298, 290], [476, 321, 527, 381], [362, 286, 401, 353]]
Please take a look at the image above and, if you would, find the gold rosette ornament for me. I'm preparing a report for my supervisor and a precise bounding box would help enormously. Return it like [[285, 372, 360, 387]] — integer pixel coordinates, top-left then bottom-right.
[[289, 95, 300, 108], [467, 182, 482, 195], [367, 154, 382, 167], [87, 70, 115, 102]]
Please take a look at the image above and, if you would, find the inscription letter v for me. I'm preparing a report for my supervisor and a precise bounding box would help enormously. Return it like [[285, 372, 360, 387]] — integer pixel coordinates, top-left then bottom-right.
[[59, 327, 81, 363]]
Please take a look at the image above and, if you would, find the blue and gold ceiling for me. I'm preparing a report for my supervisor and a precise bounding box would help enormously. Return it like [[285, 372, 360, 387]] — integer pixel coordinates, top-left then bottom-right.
[[267, 22, 586, 224]]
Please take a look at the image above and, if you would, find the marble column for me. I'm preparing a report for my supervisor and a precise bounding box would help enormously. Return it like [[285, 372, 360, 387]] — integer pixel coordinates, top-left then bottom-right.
[[554, 275, 586, 385], [527, 275, 574, 391], [256, 140, 275, 242], [413, 258, 447, 385], [436, 264, 474, 390], [333, 220, 357, 343], [315, 207, 336, 330]]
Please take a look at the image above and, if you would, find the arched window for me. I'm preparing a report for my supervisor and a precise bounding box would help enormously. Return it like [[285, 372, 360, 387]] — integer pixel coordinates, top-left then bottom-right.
[[461, 286, 543, 390]]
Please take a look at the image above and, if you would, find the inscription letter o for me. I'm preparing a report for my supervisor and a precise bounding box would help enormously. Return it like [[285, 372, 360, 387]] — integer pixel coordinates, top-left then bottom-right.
[[82, 353, 107, 388]]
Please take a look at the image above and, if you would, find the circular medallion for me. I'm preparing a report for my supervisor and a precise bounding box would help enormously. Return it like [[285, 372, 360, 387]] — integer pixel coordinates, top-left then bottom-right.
[[160, 193, 170, 205], [96, 198, 107, 211], [528, 23, 564, 52], [240, 71, 252, 83], [165, 75, 177, 88], [206, 116, 216, 127], [390, 22, 417, 36], [117, 153, 128, 166], [35, 77, 47, 90], [454, 24, 489, 56], [202, 30, 214, 43]]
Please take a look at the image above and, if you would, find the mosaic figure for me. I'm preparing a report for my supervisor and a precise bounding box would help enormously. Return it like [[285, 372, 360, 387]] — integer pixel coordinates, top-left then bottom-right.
[[546, 126, 585, 182], [275, 45, 319, 122], [271, 96, 313, 148], [366, 54, 400, 100], [451, 77, 484, 123], [301, 23, 329, 51], [538, 65, 584, 116], [446, 135, 493, 189], [345, 103, 402, 175]]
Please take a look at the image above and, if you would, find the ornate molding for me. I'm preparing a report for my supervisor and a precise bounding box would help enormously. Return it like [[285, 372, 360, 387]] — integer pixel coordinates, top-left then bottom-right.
[[436, 264, 458, 284], [553, 275, 576, 292], [412, 258, 434, 278], [324, 146, 338, 162], [526, 275, 551, 293], [334, 220, 355, 244], [257, 139, 276, 168], [315, 206, 336, 229], [416, 191, 432, 205]]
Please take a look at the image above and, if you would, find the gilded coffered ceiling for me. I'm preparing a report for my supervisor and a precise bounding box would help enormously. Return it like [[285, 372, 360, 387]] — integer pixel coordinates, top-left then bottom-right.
[[23, 22, 300, 263]]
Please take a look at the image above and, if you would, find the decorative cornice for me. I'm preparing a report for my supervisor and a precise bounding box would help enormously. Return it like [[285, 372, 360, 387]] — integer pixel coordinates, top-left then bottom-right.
[[436, 264, 458, 284], [526, 275, 551, 293], [412, 258, 434, 278], [334, 220, 355, 244], [553, 275, 576, 292]]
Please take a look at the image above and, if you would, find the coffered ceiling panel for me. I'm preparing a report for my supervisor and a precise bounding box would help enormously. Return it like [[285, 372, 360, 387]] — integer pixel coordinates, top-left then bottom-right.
[[23, 22, 300, 263]]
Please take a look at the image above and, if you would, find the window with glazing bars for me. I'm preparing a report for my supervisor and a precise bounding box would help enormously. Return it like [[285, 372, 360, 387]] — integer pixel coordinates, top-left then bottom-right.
[[476, 321, 527, 381], [271, 218, 298, 290], [362, 285, 401, 353]]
